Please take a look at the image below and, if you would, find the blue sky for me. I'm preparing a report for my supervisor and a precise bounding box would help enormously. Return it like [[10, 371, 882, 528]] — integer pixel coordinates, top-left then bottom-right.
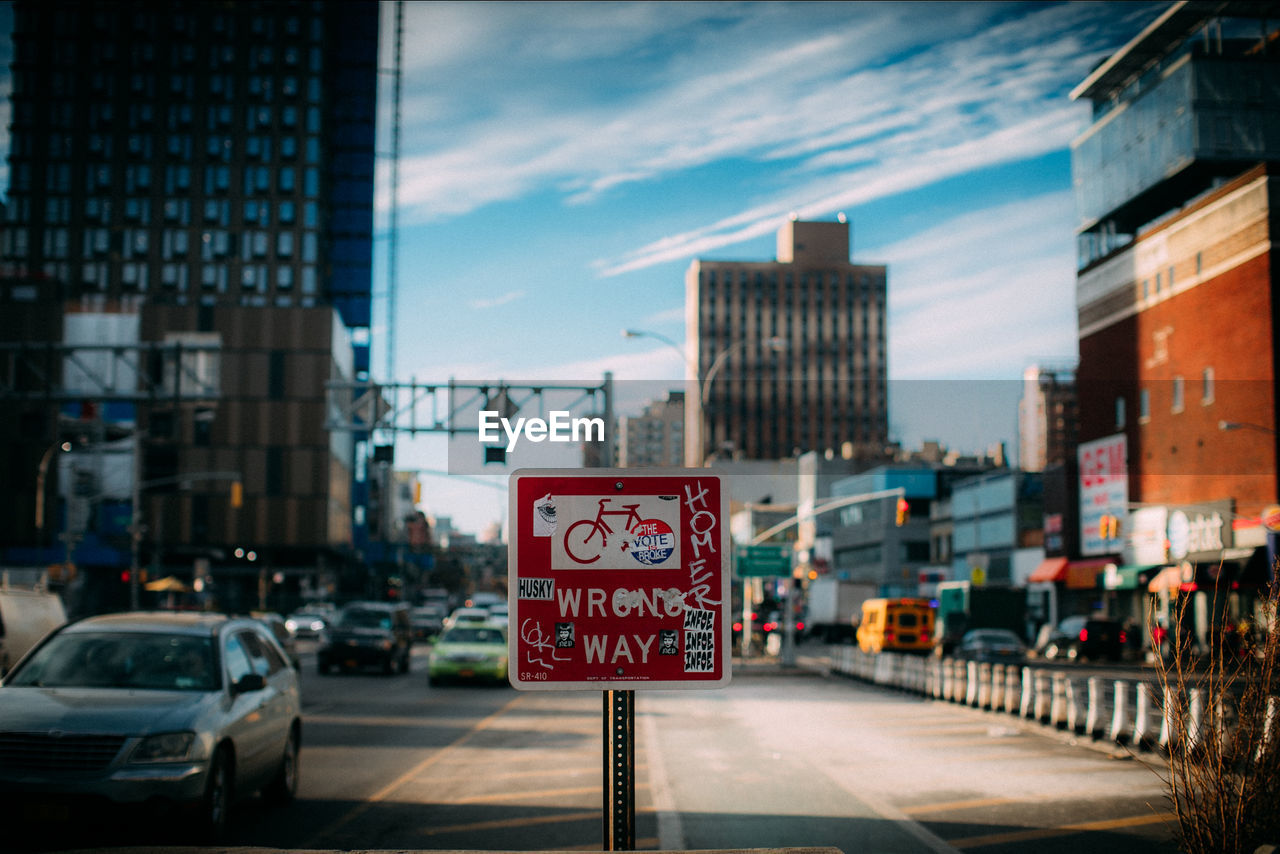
[[0, 1, 1166, 536], [370, 1, 1163, 533]]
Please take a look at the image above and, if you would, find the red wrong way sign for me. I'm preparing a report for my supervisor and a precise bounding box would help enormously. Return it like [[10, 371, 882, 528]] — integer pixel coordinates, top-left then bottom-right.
[[508, 469, 731, 690]]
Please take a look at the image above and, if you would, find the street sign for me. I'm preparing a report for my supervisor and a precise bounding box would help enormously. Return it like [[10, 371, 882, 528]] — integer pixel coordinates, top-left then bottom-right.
[[734, 543, 792, 578], [508, 469, 731, 690]]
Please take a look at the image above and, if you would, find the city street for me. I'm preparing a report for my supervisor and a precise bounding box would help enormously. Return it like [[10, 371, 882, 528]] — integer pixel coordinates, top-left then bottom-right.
[[18, 641, 1179, 853]]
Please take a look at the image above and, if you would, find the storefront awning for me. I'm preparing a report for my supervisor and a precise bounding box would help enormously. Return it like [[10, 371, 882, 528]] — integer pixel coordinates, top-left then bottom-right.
[[1028, 556, 1068, 583], [1066, 558, 1113, 590]]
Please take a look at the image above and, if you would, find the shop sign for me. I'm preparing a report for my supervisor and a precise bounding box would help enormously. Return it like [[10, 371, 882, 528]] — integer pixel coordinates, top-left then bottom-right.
[[1166, 500, 1231, 561], [1078, 434, 1127, 556], [1125, 506, 1169, 565]]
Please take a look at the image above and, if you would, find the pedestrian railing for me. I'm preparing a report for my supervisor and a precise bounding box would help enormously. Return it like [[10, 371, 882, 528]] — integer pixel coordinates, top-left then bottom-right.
[[821, 645, 1276, 756]]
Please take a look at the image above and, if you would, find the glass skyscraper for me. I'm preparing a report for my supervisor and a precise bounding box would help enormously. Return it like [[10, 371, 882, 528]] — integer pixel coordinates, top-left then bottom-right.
[[0, 1, 380, 611]]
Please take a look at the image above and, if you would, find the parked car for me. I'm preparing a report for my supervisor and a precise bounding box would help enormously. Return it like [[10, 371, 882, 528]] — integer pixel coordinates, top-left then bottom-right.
[[317, 602, 412, 675], [427, 623, 508, 685], [409, 604, 446, 641], [0, 611, 301, 842], [1040, 615, 1126, 662], [954, 628, 1027, 662], [284, 610, 328, 640]]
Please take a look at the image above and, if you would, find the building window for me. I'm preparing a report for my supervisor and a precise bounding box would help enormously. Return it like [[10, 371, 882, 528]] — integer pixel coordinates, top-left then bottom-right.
[[1172, 376, 1184, 413], [1202, 367, 1215, 404], [1139, 388, 1150, 422]]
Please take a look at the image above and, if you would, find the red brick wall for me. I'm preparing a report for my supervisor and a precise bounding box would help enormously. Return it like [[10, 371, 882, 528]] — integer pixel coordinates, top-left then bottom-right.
[[1078, 250, 1277, 515]]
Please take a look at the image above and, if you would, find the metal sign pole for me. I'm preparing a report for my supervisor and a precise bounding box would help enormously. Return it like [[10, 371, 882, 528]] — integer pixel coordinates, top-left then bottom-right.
[[603, 689, 635, 850]]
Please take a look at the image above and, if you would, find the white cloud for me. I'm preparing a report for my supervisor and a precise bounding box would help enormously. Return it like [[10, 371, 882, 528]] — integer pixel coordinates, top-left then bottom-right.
[[468, 290, 526, 310]]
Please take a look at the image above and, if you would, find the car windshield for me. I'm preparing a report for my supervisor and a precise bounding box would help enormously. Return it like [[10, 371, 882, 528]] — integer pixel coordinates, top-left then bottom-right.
[[340, 608, 392, 630], [441, 627, 505, 645], [7, 632, 218, 692]]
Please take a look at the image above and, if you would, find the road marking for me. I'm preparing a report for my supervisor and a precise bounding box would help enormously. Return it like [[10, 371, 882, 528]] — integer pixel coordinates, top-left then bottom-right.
[[902, 797, 1021, 815], [948, 811, 1173, 849], [300, 693, 526, 848], [419, 809, 602, 836], [641, 705, 684, 851], [448, 782, 648, 804], [428, 764, 598, 782]]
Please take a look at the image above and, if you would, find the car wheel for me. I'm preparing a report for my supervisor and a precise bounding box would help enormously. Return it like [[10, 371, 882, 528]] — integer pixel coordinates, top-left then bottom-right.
[[199, 746, 233, 842], [317, 656, 330, 675], [263, 726, 300, 805]]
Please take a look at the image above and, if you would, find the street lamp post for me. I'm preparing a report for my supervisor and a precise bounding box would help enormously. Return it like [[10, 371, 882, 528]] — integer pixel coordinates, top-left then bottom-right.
[[34, 441, 71, 546], [623, 329, 788, 657]]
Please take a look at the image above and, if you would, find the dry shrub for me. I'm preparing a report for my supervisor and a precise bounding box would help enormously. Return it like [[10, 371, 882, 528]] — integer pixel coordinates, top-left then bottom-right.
[[1152, 578, 1280, 854]]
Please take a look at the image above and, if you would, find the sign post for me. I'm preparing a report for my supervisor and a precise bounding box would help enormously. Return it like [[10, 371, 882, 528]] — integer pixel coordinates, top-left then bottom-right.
[[508, 469, 731, 850]]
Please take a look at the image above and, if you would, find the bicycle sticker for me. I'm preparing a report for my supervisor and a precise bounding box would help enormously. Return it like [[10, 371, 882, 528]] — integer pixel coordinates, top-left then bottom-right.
[[552, 495, 682, 570]]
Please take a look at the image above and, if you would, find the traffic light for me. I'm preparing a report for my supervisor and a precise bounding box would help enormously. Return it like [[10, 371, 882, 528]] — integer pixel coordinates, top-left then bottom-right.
[[895, 497, 909, 526], [230, 480, 243, 508]]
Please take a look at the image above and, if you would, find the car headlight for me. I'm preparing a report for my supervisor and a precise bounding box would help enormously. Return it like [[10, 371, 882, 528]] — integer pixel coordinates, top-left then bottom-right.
[[130, 732, 201, 764]]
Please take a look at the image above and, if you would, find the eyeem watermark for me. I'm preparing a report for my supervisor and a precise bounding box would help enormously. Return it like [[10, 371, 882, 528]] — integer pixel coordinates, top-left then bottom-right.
[[479, 410, 605, 453]]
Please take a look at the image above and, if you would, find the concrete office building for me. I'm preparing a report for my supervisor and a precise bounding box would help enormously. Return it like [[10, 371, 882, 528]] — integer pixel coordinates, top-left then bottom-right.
[[685, 219, 888, 466], [619, 391, 685, 468], [1018, 364, 1078, 473], [0, 1, 379, 611]]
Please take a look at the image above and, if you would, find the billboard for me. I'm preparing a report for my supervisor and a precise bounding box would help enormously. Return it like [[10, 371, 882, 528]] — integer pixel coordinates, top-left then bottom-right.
[[1078, 433, 1128, 556]]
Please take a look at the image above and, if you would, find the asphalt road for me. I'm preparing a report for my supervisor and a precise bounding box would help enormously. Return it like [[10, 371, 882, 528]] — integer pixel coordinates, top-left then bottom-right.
[[19, 641, 1181, 853]]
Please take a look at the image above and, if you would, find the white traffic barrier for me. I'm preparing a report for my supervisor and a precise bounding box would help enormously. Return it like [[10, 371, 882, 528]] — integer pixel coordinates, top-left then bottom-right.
[[1021, 667, 1035, 718], [1187, 688, 1205, 753], [1257, 696, 1280, 764], [1063, 674, 1082, 732], [966, 660, 980, 706], [1159, 683, 1178, 751], [1050, 672, 1068, 728], [976, 662, 992, 709], [1034, 670, 1052, 722], [1135, 682, 1158, 749], [990, 663, 1005, 711], [1085, 677, 1103, 737], [954, 659, 968, 703], [1004, 666, 1021, 714], [1109, 680, 1131, 743], [942, 659, 955, 700]]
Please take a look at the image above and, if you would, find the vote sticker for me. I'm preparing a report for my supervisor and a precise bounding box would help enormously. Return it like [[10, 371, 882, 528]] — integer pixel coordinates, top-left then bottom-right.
[[627, 519, 676, 566]]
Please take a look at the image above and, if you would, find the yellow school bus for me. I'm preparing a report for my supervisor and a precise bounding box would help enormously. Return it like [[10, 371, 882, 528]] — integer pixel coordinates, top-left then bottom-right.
[[856, 598, 936, 654]]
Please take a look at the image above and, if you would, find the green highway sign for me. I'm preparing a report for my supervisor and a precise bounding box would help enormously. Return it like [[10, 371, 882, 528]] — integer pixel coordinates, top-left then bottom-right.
[[734, 543, 793, 578]]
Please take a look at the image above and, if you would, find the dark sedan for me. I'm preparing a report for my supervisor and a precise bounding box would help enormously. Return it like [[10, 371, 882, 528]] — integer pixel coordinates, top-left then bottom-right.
[[955, 628, 1027, 662]]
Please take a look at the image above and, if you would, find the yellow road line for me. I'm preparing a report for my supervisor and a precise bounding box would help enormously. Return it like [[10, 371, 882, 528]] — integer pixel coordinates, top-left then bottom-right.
[[902, 797, 1020, 815], [300, 693, 526, 848], [419, 809, 602, 836], [450, 785, 603, 804], [949, 811, 1173, 849]]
